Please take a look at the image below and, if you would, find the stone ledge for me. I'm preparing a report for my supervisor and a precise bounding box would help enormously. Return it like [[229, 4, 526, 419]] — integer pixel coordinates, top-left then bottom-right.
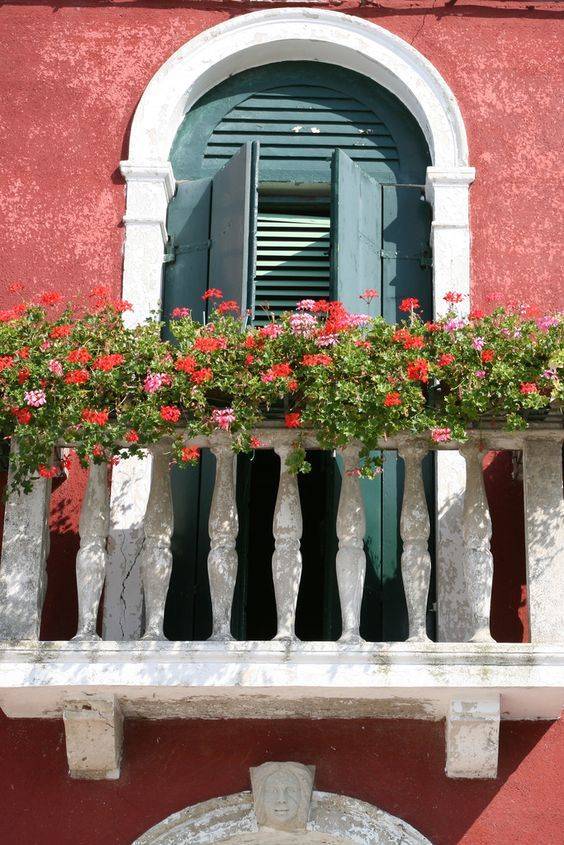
[[0, 643, 562, 721]]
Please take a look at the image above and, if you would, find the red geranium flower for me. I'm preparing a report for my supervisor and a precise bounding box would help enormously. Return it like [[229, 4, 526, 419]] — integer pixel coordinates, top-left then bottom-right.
[[481, 349, 495, 363], [181, 446, 200, 463], [0, 356, 14, 371], [92, 353, 125, 371], [50, 324, 72, 339], [384, 391, 401, 407], [216, 300, 239, 314], [519, 382, 538, 394], [125, 429, 139, 443], [190, 368, 213, 384], [443, 291, 464, 304], [399, 297, 420, 313], [82, 409, 109, 425], [438, 353, 455, 366], [174, 355, 197, 374], [406, 358, 429, 383], [160, 405, 181, 423], [202, 288, 223, 301], [194, 336, 227, 353], [81, 408, 109, 426], [17, 368, 30, 384], [469, 308, 485, 320], [302, 354, 332, 367], [65, 369, 90, 384], [17, 347, 30, 359], [11, 407, 32, 425], [171, 307, 191, 318], [360, 288, 379, 303], [284, 412, 301, 428], [67, 348, 91, 364], [38, 464, 58, 478]]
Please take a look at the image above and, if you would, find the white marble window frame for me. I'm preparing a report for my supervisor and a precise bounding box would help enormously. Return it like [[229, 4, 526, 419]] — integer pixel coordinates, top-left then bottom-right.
[[106, 8, 476, 641]]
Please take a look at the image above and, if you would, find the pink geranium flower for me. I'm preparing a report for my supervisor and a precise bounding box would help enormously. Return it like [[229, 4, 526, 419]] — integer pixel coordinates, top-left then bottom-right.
[[143, 372, 172, 393], [24, 389, 46, 408], [431, 427, 452, 443], [211, 407, 236, 431]]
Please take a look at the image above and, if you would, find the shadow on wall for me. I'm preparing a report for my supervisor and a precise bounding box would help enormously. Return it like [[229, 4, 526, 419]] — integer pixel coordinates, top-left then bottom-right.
[[0, 713, 562, 845]]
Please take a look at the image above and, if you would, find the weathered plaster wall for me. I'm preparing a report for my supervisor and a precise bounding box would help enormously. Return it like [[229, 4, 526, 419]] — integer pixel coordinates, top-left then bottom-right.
[[1, 1, 563, 313], [0, 713, 563, 845]]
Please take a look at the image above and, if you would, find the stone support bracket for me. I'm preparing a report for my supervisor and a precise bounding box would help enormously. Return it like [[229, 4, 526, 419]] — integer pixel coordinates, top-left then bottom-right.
[[445, 695, 500, 779], [63, 696, 124, 780]]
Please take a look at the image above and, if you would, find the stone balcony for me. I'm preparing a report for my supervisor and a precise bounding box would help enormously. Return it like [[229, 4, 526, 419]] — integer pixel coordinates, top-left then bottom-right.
[[0, 426, 562, 780]]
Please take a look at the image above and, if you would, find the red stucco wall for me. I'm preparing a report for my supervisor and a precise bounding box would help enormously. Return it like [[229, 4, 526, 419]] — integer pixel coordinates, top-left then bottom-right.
[[1, 713, 563, 845], [1, 1, 563, 313]]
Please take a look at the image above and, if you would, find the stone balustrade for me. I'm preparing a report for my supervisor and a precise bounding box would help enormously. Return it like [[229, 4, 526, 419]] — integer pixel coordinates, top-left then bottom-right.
[[0, 428, 562, 780], [0, 426, 562, 648]]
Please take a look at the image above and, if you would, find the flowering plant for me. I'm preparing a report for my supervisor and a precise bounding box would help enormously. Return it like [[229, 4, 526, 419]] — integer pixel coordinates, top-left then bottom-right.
[[0, 288, 561, 491]]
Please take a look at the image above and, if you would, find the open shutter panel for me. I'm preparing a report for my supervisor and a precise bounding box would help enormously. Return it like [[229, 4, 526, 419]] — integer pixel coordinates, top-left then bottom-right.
[[162, 178, 213, 327], [330, 148, 382, 313], [209, 141, 259, 317]]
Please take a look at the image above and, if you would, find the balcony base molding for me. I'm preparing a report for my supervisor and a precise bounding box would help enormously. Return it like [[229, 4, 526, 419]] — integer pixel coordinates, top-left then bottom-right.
[[2, 642, 560, 780], [63, 695, 123, 780], [1, 641, 562, 722]]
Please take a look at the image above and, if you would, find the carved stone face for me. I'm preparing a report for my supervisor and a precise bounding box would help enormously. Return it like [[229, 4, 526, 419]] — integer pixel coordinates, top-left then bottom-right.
[[262, 770, 301, 825], [250, 762, 315, 832]]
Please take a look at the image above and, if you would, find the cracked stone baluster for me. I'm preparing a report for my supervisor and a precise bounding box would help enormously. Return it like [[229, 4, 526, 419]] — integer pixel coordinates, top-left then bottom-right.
[[461, 441, 494, 642], [139, 445, 173, 640], [336, 446, 366, 643], [73, 463, 110, 640], [272, 444, 303, 640], [399, 442, 432, 642], [207, 438, 238, 641]]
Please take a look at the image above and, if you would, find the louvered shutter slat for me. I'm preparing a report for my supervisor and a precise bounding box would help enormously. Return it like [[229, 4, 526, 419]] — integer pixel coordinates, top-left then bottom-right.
[[252, 211, 331, 324]]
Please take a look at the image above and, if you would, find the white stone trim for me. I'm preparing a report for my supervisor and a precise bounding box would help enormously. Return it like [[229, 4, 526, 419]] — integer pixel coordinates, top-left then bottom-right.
[[445, 695, 500, 779], [109, 8, 476, 641], [1, 642, 562, 722], [63, 695, 123, 780], [132, 790, 433, 844]]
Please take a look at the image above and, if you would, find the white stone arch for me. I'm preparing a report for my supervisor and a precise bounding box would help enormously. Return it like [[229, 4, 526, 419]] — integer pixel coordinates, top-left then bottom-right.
[[132, 790, 434, 845], [106, 8, 475, 642]]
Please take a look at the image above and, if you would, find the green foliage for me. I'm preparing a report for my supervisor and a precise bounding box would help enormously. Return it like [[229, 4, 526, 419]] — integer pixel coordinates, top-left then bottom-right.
[[0, 296, 561, 492]]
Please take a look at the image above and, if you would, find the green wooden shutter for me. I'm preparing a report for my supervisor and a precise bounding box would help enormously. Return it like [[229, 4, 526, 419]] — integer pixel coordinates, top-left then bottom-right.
[[162, 178, 212, 327], [330, 149, 382, 310], [163, 144, 259, 639], [209, 141, 259, 316]]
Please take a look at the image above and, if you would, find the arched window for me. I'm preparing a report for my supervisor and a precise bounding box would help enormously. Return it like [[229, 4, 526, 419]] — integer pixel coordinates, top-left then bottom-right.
[[161, 62, 435, 642]]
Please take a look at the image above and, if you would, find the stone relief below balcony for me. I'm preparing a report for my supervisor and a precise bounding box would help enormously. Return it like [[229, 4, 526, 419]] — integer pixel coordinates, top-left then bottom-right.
[[0, 426, 562, 781]]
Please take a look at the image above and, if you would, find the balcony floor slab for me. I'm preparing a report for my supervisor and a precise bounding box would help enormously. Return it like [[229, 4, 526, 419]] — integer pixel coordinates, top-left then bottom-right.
[[0, 641, 562, 721]]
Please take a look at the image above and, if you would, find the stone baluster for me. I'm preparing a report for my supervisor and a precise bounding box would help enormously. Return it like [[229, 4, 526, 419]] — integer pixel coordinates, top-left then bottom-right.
[[399, 442, 432, 642], [73, 463, 110, 640], [139, 446, 173, 640], [207, 439, 239, 641], [272, 445, 303, 640], [336, 446, 366, 643], [461, 441, 494, 642], [0, 441, 52, 641]]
